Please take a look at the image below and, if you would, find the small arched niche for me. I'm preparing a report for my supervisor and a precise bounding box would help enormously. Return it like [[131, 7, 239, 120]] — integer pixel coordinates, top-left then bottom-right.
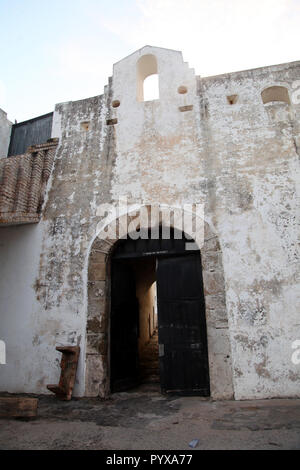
[[137, 54, 159, 102], [261, 86, 290, 105]]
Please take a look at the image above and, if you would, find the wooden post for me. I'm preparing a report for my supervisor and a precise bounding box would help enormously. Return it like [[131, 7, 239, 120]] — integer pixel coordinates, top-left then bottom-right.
[[47, 346, 80, 400]]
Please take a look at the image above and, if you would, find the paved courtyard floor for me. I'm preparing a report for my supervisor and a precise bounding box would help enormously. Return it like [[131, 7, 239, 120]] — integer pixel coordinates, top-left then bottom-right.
[[0, 385, 300, 450]]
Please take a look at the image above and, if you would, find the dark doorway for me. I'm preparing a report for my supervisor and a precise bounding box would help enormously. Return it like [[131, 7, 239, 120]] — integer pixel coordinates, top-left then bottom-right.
[[110, 229, 210, 396], [110, 260, 140, 392]]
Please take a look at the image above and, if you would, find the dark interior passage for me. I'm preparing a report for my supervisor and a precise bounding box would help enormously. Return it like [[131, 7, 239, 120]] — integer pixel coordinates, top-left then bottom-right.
[[110, 256, 158, 392], [132, 257, 159, 385]]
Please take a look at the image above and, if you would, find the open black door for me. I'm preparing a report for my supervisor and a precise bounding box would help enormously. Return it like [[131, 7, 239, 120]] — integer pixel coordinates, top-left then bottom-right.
[[156, 253, 210, 396], [110, 260, 140, 392]]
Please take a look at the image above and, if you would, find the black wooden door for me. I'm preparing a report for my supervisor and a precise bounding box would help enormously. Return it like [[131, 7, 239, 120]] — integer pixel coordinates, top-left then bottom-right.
[[156, 253, 210, 395], [110, 260, 140, 392]]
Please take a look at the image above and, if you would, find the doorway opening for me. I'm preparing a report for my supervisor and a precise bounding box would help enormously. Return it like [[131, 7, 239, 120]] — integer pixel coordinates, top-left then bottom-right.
[[110, 228, 210, 396], [110, 255, 158, 392]]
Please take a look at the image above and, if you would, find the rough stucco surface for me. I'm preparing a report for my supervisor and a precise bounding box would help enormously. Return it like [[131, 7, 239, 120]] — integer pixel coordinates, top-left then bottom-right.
[[198, 63, 300, 399], [0, 46, 299, 400], [0, 91, 114, 396], [0, 108, 12, 158]]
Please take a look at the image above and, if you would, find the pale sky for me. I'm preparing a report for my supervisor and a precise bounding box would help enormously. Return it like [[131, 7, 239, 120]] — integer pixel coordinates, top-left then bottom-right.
[[0, 0, 299, 122]]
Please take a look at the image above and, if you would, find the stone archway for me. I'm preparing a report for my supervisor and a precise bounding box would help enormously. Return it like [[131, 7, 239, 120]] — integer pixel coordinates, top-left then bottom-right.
[[85, 206, 234, 399]]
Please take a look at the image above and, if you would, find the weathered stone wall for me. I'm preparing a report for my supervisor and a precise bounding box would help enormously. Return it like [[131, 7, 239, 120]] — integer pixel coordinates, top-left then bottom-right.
[[0, 89, 115, 396], [87, 210, 233, 399], [198, 62, 300, 399], [0, 46, 299, 400], [0, 108, 12, 158]]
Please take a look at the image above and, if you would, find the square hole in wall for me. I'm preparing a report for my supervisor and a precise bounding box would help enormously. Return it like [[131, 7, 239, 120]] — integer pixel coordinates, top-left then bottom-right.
[[81, 121, 90, 131], [227, 95, 238, 105]]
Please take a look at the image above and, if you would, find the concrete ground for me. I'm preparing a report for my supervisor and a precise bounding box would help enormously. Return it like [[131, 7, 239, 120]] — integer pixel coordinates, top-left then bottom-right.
[[0, 385, 300, 450]]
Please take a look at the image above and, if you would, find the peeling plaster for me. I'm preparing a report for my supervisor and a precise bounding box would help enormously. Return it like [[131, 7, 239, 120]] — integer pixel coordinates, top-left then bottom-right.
[[0, 48, 299, 399]]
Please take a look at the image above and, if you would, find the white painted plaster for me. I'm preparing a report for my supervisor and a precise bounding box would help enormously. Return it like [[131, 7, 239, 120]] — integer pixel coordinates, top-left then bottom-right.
[[1, 47, 299, 400], [0, 108, 12, 158]]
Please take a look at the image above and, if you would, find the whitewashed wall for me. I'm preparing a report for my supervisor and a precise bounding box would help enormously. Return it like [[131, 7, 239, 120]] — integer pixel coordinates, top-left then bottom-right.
[[0, 108, 12, 158], [0, 46, 299, 399]]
